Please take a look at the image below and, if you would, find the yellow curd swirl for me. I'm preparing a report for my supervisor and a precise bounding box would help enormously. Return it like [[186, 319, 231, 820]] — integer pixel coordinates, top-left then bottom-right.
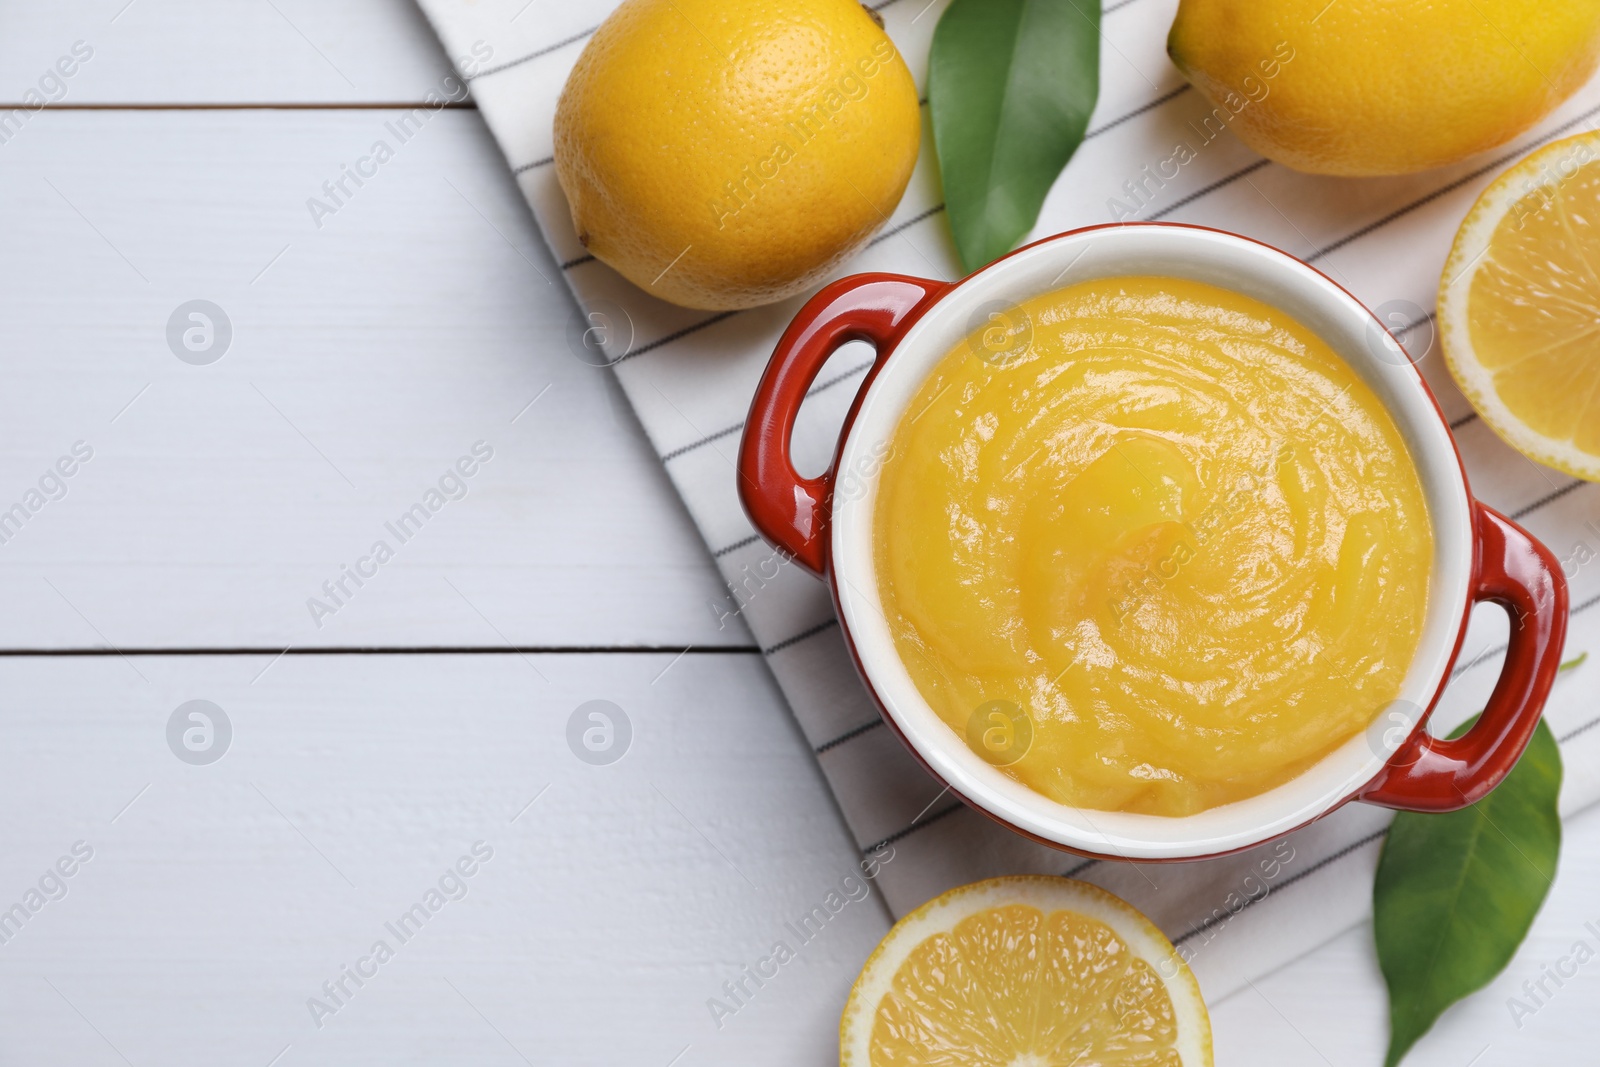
[[874, 276, 1432, 817]]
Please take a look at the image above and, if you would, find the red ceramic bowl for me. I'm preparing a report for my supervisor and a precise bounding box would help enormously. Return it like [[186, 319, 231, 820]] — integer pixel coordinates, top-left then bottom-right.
[[738, 223, 1567, 861]]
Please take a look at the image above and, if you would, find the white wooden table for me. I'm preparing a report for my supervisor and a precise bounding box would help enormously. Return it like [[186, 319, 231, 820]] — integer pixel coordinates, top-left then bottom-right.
[[1, 3, 1595, 1063]]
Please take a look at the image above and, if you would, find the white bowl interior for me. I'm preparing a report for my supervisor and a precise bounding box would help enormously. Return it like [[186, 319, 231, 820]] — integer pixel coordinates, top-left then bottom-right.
[[830, 225, 1473, 860]]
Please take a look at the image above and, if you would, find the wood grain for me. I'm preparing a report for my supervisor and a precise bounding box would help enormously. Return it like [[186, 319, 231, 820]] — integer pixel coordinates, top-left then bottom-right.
[[0, 652, 885, 1065], [0, 0, 455, 105], [0, 108, 739, 649]]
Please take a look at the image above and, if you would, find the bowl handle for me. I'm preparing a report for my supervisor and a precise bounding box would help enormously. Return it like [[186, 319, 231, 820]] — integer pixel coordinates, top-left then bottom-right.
[[737, 273, 949, 577], [1360, 502, 1569, 812]]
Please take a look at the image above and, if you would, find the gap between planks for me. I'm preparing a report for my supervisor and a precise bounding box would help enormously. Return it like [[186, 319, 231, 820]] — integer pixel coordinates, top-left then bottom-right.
[[0, 101, 477, 111], [0, 644, 759, 657]]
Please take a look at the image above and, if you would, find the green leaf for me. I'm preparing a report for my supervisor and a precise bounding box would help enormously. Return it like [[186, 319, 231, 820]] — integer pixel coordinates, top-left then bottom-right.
[[928, 0, 1100, 272], [1559, 651, 1587, 672], [1374, 716, 1562, 1067]]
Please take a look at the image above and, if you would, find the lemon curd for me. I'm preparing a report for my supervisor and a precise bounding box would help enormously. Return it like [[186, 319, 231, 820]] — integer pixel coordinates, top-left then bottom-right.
[[874, 276, 1433, 817]]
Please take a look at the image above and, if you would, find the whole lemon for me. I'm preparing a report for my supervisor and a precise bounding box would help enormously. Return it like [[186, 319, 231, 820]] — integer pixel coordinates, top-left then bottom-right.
[[553, 0, 921, 311], [1168, 0, 1600, 176]]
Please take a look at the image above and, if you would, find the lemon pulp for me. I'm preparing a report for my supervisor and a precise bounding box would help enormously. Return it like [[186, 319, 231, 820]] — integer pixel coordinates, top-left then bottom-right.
[[874, 905, 1178, 1065], [841, 877, 1211, 1067], [873, 276, 1433, 816]]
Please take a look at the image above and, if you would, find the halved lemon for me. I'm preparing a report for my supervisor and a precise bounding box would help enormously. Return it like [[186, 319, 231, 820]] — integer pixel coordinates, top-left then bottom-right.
[[841, 876, 1212, 1066], [1440, 130, 1600, 480]]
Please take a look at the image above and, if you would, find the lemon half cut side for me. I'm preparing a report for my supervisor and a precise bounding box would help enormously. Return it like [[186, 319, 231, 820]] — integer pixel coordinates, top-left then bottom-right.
[[1440, 130, 1600, 481], [841, 876, 1213, 1067]]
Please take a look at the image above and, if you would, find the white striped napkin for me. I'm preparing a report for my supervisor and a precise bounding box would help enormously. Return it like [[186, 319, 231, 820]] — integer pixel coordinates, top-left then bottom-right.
[[414, 0, 1600, 1002]]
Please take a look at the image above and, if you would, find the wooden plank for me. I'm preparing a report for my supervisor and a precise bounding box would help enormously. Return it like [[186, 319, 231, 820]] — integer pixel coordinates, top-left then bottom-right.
[[0, 108, 741, 648], [9, 645, 1597, 1063], [0, 0, 459, 105], [0, 651, 887, 1064]]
